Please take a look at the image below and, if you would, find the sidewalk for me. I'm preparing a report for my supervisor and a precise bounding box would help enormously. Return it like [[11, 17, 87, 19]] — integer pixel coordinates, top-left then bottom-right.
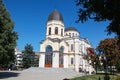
[[0, 67, 83, 80]]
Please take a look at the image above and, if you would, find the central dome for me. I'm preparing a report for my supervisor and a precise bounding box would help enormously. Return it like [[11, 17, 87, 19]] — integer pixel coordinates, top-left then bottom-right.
[[65, 27, 78, 32], [48, 10, 64, 23]]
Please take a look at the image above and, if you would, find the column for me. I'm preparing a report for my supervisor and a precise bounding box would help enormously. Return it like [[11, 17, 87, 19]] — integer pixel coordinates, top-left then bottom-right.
[[75, 54, 80, 72], [52, 52, 59, 68], [39, 53, 45, 67], [64, 54, 68, 68]]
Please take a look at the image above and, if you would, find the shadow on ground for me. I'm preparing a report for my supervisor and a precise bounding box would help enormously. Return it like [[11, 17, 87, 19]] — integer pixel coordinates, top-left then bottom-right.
[[0, 71, 20, 79]]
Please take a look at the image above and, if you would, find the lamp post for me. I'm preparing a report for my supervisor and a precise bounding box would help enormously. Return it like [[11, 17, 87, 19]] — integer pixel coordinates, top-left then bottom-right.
[[94, 55, 98, 74], [104, 56, 109, 80], [94, 62, 96, 73], [89, 59, 92, 74]]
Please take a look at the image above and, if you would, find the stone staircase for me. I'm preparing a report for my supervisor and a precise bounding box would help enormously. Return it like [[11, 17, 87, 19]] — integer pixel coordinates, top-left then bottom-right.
[[22, 67, 83, 80]]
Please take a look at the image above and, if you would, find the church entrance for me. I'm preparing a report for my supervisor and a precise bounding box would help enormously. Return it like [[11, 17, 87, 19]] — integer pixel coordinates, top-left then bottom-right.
[[59, 47, 64, 68], [45, 45, 53, 67]]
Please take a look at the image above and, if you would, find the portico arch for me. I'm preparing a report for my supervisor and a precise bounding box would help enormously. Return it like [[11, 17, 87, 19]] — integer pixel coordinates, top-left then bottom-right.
[[45, 45, 53, 67]]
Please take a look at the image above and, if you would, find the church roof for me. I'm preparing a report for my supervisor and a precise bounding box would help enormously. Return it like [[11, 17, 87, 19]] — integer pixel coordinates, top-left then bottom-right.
[[65, 27, 78, 32], [48, 10, 64, 23]]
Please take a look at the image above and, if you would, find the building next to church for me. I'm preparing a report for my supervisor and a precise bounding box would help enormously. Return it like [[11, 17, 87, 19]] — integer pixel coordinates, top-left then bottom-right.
[[39, 10, 94, 73], [15, 48, 23, 68]]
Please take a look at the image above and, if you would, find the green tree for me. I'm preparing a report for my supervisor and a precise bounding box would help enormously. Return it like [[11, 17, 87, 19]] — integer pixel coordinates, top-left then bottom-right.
[[22, 44, 35, 68], [75, 0, 120, 40], [33, 55, 39, 67], [0, 0, 18, 68]]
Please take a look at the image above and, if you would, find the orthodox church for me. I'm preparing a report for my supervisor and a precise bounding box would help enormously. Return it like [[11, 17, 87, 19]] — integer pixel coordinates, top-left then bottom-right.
[[39, 10, 94, 73]]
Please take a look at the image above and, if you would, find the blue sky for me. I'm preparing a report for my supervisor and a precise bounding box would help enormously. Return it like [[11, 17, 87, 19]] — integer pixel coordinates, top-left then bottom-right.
[[4, 0, 115, 52]]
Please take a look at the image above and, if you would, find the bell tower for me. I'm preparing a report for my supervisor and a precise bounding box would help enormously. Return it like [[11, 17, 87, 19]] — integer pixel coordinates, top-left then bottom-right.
[[46, 10, 64, 39]]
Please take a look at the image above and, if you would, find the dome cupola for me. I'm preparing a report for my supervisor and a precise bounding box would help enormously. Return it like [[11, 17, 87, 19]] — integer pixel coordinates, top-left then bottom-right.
[[65, 27, 80, 37], [65, 27, 78, 32], [48, 10, 64, 23], [46, 10, 65, 39]]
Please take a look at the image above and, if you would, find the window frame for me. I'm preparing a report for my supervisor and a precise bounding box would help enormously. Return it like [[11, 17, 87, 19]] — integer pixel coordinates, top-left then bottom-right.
[[55, 27, 58, 34], [49, 27, 51, 35], [71, 57, 74, 64]]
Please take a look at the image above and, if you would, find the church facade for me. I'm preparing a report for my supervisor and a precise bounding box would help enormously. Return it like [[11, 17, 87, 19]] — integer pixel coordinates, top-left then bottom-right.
[[39, 10, 94, 73]]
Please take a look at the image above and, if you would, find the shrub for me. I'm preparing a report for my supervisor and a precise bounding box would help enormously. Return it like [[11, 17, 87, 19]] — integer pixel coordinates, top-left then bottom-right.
[[116, 74, 120, 80]]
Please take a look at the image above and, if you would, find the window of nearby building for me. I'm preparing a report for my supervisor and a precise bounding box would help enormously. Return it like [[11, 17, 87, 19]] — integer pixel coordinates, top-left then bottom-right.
[[71, 57, 74, 64], [55, 27, 58, 34], [71, 44, 74, 51], [49, 27, 51, 35], [61, 29, 63, 36]]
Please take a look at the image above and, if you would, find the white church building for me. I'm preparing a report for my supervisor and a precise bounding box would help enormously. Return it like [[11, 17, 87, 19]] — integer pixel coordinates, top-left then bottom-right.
[[39, 10, 94, 73]]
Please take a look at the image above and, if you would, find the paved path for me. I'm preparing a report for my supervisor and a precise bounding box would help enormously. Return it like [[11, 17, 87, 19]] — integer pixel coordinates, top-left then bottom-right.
[[0, 67, 84, 80]]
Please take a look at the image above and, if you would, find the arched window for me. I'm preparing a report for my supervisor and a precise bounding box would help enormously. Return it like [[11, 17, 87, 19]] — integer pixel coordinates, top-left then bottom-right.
[[69, 33, 71, 37], [84, 46, 87, 54], [49, 27, 51, 35], [55, 27, 58, 34], [71, 57, 74, 64], [60, 46, 64, 53], [71, 44, 74, 51], [72, 33, 74, 37], [61, 29, 63, 36], [79, 45, 82, 52], [76, 33, 77, 36], [45, 45, 53, 67], [66, 33, 68, 36], [46, 45, 52, 52]]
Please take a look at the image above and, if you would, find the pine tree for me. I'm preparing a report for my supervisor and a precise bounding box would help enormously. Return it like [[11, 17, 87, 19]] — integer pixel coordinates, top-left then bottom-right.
[[22, 44, 35, 68], [0, 0, 18, 68]]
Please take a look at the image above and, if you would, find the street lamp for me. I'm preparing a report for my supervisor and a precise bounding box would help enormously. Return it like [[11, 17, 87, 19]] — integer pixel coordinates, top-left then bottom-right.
[[94, 56, 98, 74], [104, 56, 109, 80], [94, 62, 96, 73]]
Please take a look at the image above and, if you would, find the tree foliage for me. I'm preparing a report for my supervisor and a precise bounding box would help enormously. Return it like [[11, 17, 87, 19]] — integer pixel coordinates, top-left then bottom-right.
[[75, 0, 120, 40], [97, 38, 120, 68], [0, 0, 18, 67], [86, 48, 96, 63], [86, 48, 98, 67], [22, 44, 35, 68]]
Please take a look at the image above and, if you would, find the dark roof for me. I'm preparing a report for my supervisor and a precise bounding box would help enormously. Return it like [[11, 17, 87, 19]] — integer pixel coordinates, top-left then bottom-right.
[[65, 27, 78, 32], [48, 10, 64, 23]]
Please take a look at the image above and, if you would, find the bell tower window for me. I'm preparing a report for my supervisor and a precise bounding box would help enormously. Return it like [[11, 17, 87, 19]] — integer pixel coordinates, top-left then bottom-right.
[[49, 27, 51, 35], [55, 27, 58, 34]]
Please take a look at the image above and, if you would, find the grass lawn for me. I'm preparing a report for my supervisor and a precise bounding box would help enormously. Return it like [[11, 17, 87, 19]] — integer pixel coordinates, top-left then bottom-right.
[[70, 74, 117, 80]]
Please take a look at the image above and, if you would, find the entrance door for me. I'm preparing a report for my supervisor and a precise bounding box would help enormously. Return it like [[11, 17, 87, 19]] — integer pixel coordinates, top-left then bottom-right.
[[59, 47, 64, 68], [45, 45, 53, 67]]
